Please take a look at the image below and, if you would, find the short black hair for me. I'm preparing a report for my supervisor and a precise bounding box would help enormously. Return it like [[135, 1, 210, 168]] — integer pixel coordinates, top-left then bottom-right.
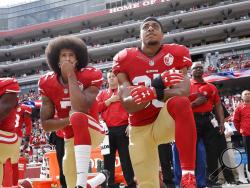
[[141, 17, 163, 31], [45, 36, 88, 76]]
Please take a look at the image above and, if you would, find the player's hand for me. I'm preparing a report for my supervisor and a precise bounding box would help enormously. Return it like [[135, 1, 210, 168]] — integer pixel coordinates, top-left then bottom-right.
[[161, 69, 184, 88], [219, 123, 225, 134], [60, 60, 77, 78], [109, 93, 120, 103], [191, 94, 207, 107], [130, 86, 156, 104], [105, 93, 120, 106]]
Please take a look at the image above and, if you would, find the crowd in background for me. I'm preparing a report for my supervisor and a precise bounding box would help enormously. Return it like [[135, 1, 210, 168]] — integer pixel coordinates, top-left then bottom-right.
[[18, 90, 49, 164], [206, 52, 250, 74], [4, 51, 250, 81]]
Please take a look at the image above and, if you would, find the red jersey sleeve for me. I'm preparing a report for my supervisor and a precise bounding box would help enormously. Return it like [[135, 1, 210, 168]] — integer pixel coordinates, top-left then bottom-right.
[[169, 44, 192, 70], [76, 67, 103, 89], [38, 72, 54, 97], [56, 130, 64, 138], [112, 48, 129, 76], [96, 90, 108, 113], [0, 78, 20, 96]]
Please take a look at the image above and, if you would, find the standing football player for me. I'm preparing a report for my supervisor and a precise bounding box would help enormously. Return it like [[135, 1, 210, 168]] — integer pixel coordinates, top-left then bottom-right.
[[113, 17, 197, 188]]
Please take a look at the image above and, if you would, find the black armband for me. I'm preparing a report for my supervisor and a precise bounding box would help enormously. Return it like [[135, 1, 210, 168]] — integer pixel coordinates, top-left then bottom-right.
[[151, 75, 165, 101]]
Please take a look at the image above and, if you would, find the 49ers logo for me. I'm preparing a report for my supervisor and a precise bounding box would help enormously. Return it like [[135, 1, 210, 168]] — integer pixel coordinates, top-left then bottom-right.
[[164, 53, 174, 66]]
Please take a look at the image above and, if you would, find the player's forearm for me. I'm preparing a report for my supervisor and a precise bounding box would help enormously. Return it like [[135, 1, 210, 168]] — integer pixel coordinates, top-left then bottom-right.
[[42, 118, 69, 132], [214, 103, 225, 126], [67, 72, 88, 113]]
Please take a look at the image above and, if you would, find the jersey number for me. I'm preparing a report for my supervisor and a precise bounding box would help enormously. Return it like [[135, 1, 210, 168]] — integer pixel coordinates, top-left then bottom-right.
[[60, 101, 71, 109], [15, 114, 20, 128]]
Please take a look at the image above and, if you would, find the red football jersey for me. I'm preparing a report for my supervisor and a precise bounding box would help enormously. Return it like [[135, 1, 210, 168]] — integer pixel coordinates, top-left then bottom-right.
[[190, 79, 220, 113], [97, 88, 128, 127], [38, 67, 103, 138], [15, 104, 32, 138], [0, 78, 20, 132], [113, 44, 192, 126]]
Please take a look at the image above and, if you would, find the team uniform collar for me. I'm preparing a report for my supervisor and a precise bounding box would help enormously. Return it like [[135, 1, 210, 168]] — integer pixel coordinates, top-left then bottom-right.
[[138, 45, 163, 57]]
